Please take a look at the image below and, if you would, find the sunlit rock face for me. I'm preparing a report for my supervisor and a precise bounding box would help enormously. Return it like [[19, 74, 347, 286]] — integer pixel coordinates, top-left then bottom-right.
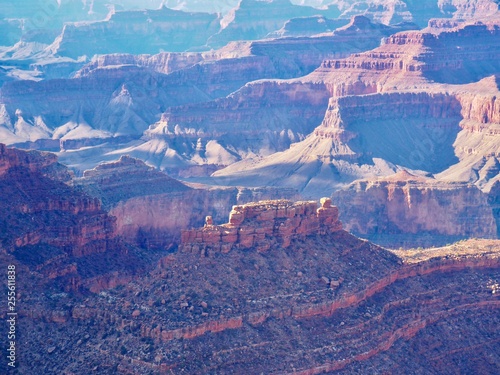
[[332, 171, 497, 248], [76, 156, 300, 249], [180, 197, 342, 253]]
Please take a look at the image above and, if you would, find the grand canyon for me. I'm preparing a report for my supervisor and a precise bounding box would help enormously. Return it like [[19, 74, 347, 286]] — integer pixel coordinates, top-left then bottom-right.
[[0, 0, 499, 374]]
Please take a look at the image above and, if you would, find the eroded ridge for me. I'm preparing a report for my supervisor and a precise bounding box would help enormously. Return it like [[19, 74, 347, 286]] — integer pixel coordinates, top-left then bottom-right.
[[180, 198, 342, 254]]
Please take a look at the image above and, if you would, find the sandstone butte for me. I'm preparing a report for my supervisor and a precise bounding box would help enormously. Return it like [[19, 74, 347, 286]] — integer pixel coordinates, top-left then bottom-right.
[[0, 143, 499, 374], [180, 197, 342, 254]]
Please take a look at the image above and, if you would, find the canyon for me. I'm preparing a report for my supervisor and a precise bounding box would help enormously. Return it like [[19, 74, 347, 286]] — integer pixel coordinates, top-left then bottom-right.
[[3, 174, 498, 373], [1, 2, 500, 373], [0, 2, 498, 251], [75, 155, 299, 249], [0, 145, 497, 374]]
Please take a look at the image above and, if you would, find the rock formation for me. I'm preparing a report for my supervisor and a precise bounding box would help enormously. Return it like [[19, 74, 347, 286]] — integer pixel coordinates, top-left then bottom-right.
[[332, 171, 497, 248], [51, 7, 221, 58], [76, 156, 301, 248], [0, 144, 159, 294], [12, 223, 500, 374], [327, 0, 499, 27], [0, 16, 411, 175], [268, 15, 350, 37], [138, 17, 417, 171], [0, 144, 116, 257], [212, 21, 500, 195], [181, 197, 342, 253], [207, 0, 341, 48]]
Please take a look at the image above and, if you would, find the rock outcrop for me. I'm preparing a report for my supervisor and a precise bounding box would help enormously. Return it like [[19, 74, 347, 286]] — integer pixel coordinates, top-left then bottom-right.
[[77, 156, 301, 249], [208, 0, 341, 48], [310, 20, 500, 95], [14, 226, 500, 374], [331, 0, 499, 28], [332, 171, 498, 248], [181, 198, 342, 253], [268, 15, 349, 37], [0, 144, 160, 295], [138, 17, 418, 171], [0, 144, 117, 257]]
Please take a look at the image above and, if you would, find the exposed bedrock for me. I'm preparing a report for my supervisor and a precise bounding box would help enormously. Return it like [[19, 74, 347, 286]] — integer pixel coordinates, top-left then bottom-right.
[[207, 0, 341, 48], [332, 171, 497, 248], [309, 21, 500, 98], [77, 156, 300, 249], [180, 197, 342, 254], [0, 144, 117, 257], [52, 7, 221, 58], [18, 232, 499, 374], [145, 80, 331, 165]]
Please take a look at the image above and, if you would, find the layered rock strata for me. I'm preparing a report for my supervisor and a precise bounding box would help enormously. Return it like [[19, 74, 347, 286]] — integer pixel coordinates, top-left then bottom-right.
[[181, 198, 342, 253], [139, 16, 418, 168], [0, 144, 158, 294], [0, 144, 117, 257], [309, 20, 500, 95], [332, 170, 498, 248], [14, 231, 500, 374], [52, 7, 221, 58], [207, 0, 341, 48], [77, 156, 300, 249]]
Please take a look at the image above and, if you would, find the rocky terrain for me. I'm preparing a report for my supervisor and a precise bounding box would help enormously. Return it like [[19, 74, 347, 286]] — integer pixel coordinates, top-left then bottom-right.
[[332, 170, 497, 248], [0, 1, 499, 248], [131, 16, 418, 173], [2, 1, 500, 374], [75, 155, 299, 249], [209, 22, 500, 247], [207, 0, 341, 48], [51, 7, 221, 58], [0, 144, 163, 301], [3, 193, 498, 374], [181, 197, 342, 253]]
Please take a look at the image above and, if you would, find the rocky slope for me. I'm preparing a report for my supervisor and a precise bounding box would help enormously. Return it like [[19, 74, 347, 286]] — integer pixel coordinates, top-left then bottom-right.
[[318, 0, 499, 27], [268, 16, 350, 37], [212, 22, 500, 197], [133, 16, 417, 173], [208, 0, 341, 48], [489, 180, 500, 237], [181, 197, 342, 253], [7, 197, 499, 374], [0, 16, 408, 173], [0, 144, 160, 297]]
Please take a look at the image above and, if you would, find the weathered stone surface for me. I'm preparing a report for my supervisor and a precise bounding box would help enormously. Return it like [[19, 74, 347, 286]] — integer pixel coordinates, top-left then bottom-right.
[[180, 198, 342, 254], [77, 156, 300, 249], [16, 232, 500, 375], [333, 171, 497, 248], [0, 144, 158, 295]]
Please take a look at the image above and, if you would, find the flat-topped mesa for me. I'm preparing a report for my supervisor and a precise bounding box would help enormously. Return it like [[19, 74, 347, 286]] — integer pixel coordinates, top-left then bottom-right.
[[180, 198, 342, 255]]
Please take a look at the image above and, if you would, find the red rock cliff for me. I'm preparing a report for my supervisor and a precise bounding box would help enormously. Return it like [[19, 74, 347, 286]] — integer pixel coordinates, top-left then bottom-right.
[[181, 198, 342, 254]]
